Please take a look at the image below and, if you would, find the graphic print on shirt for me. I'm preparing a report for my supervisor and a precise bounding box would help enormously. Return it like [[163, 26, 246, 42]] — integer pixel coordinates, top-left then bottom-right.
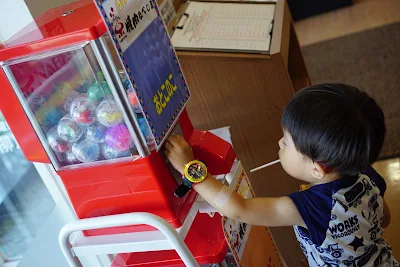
[[373, 246, 392, 267], [291, 172, 400, 267], [362, 194, 380, 221], [328, 215, 360, 239], [296, 227, 314, 245], [334, 197, 349, 213], [369, 223, 380, 241], [343, 178, 372, 208], [315, 243, 344, 258], [369, 194, 379, 214], [310, 252, 343, 267], [320, 255, 340, 267], [299, 241, 308, 257], [348, 236, 364, 252], [343, 244, 378, 267], [364, 210, 383, 242]]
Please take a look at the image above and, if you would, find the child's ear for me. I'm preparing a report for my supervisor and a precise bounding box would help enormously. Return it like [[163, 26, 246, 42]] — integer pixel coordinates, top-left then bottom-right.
[[311, 162, 326, 180]]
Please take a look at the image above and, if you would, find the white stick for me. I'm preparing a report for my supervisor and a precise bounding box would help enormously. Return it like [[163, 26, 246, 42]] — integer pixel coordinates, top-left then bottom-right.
[[250, 159, 281, 173]]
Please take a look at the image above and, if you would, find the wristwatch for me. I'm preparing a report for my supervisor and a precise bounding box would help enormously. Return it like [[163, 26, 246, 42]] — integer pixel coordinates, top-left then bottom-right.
[[174, 160, 208, 198]]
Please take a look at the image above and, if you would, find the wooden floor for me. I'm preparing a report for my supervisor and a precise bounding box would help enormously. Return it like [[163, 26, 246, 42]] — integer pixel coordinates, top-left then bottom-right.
[[294, 0, 400, 46], [373, 159, 400, 259], [294, 0, 400, 259]]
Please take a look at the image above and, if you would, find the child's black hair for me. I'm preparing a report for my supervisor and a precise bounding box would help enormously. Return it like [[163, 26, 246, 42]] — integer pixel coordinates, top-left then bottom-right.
[[282, 83, 386, 176]]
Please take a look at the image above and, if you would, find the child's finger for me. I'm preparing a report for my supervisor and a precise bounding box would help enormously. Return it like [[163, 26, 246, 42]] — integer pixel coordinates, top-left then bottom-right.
[[175, 135, 186, 144], [167, 135, 180, 147], [170, 134, 186, 146], [164, 141, 174, 151]]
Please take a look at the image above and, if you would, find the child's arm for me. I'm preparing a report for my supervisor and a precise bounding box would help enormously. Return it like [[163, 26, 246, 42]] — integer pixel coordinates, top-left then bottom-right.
[[195, 176, 305, 227], [165, 135, 305, 228], [382, 199, 391, 228]]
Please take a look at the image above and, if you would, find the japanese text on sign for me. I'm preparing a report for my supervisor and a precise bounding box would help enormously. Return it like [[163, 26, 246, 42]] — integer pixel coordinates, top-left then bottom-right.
[[124, 0, 154, 36], [111, 0, 156, 45], [153, 74, 177, 115]]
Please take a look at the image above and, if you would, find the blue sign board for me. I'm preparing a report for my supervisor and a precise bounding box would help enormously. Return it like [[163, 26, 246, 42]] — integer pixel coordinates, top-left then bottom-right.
[[94, 0, 190, 148]]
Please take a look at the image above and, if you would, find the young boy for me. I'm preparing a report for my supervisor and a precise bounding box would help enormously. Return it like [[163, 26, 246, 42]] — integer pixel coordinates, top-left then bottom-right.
[[164, 83, 398, 267]]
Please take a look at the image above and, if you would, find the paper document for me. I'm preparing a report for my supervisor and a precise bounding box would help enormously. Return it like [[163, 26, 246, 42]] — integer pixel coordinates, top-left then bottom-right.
[[171, 1, 276, 53]]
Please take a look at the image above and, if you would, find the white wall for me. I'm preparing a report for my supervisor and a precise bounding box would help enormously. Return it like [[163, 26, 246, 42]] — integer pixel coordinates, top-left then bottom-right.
[[0, 0, 34, 42]]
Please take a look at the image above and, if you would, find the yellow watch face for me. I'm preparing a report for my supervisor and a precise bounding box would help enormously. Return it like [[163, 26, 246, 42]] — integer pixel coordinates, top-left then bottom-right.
[[184, 160, 207, 183]]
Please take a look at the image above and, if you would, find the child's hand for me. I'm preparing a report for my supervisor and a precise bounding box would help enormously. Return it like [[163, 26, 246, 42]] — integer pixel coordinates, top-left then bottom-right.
[[164, 134, 194, 175]]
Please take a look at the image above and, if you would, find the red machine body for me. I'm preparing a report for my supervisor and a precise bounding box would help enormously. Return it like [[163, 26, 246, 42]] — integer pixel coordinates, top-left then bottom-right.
[[0, 0, 235, 241], [0, 0, 106, 61]]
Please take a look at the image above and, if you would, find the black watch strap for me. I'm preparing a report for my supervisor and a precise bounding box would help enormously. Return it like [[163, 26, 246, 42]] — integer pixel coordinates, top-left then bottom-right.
[[174, 178, 192, 198]]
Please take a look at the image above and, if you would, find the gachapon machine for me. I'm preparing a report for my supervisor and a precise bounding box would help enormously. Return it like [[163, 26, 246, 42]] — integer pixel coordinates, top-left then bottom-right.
[[0, 1, 237, 264]]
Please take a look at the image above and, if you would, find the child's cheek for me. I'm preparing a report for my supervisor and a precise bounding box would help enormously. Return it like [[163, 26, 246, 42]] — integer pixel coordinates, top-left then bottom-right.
[[279, 156, 291, 176]]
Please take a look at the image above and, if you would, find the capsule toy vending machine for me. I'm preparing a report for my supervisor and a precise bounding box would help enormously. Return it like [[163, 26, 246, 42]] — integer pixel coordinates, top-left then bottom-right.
[[0, 0, 280, 266]]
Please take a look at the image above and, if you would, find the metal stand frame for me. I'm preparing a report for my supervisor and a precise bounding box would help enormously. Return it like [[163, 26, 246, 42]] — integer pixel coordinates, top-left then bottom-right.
[[59, 212, 201, 267]]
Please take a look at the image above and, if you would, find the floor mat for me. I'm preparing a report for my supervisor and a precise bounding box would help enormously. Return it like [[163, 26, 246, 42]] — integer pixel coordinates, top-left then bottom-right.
[[302, 22, 400, 159]]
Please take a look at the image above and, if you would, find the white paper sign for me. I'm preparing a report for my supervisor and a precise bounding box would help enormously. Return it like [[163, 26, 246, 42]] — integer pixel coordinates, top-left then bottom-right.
[[223, 163, 255, 265]]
